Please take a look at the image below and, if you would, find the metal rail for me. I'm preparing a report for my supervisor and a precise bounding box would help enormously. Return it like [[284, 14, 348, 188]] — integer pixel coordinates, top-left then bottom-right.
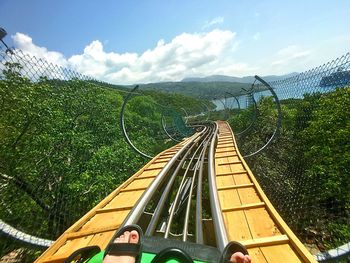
[[164, 129, 210, 238], [182, 144, 208, 242], [207, 122, 228, 251], [195, 140, 209, 244], [121, 130, 203, 226], [145, 138, 200, 236]]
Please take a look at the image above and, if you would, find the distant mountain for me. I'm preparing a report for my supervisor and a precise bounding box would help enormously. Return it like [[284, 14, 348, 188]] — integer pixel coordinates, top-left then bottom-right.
[[140, 81, 252, 100], [182, 73, 299, 83], [125, 73, 300, 100]]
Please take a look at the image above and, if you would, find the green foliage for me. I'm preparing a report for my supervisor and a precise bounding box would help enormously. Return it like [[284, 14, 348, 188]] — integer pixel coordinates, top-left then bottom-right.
[[0, 62, 206, 259], [228, 88, 350, 250], [301, 88, 350, 212]]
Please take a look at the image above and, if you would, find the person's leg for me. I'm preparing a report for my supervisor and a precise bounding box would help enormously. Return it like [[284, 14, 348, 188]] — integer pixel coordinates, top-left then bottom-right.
[[103, 230, 139, 263], [229, 252, 252, 263]]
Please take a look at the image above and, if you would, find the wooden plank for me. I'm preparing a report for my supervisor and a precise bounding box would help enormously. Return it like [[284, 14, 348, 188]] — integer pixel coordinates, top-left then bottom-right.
[[215, 147, 236, 153], [216, 164, 232, 177], [227, 162, 245, 171], [216, 171, 247, 176], [218, 138, 233, 141], [218, 161, 241, 166], [244, 207, 281, 239], [223, 211, 252, 241], [215, 154, 237, 159], [157, 155, 174, 160], [137, 169, 160, 178], [134, 174, 157, 180], [218, 189, 242, 209], [153, 159, 171, 164], [240, 235, 289, 248], [215, 151, 237, 157], [238, 187, 261, 205], [216, 156, 240, 165], [222, 202, 265, 212], [123, 177, 154, 188], [216, 144, 234, 149], [217, 183, 254, 191], [146, 162, 167, 170], [66, 224, 120, 239], [233, 173, 252, 185], [80, 210, 130, 231], [96, 205, 133, 214], [119, 186, 148, 192], [216, 173, 235, 188], [103, 191, 144, 209], [261, 244, 303, 263], [47, 234, 94, 262], [247, 248, 268, 263], [144, 166, 163, 172], [87, 230, 115, 250]]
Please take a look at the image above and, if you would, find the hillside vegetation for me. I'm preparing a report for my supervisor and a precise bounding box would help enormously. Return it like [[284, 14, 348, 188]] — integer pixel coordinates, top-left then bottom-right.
[[228, 87, 350, 250], [139, 81, 252, 99], [0, 62, 208, 261]]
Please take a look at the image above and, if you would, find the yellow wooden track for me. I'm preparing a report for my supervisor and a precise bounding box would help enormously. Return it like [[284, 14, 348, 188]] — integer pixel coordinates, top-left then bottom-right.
[[35, 138, 193, 263], [36, 121, 316, 263], [215, 121, 316, 262]]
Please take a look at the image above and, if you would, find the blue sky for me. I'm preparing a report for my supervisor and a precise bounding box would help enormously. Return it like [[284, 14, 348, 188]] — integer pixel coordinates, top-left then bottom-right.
[[1, 0, 350, 84]]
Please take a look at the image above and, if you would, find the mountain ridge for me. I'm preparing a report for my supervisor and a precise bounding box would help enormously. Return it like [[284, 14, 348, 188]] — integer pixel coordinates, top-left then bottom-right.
[[182, 72, 299, 83]]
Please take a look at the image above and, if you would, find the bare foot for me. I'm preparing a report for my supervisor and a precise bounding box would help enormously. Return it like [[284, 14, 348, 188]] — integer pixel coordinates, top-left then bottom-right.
[[230, 252, 252, 263], [103, 230, 139, 263]]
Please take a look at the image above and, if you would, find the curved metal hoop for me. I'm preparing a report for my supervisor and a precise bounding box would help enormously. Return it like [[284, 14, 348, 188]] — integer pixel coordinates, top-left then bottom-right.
[[181, 107, 189, 124], [120, 85, 154, 159], [0, 219, 53, 248], [235, 91, 258, 136], [199, 101, 211, 121], [161, 111, 182, 143], [243, 75, 282, 158], [224, 92, 241, 110]]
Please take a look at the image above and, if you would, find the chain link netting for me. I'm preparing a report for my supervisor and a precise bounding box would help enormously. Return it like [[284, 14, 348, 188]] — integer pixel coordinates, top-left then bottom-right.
[[0, 43, 194, 261], [227, 53, 350, 261]]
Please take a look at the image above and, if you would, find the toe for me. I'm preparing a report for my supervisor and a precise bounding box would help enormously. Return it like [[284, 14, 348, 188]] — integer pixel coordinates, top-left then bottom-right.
[[230, 252, 245, 263], [119, 234, 125, 243], [129, 230, 139, 244], [124, 231, 131, 242]]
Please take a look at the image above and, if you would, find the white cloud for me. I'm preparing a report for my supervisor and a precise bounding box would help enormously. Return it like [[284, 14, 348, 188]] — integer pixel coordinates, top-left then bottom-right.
[[12, 30, 250, 84], [68, 29, 246, 84], [13, 31, 348, 85], [12, 33, 68, 67], [202, 17, 224, 29]]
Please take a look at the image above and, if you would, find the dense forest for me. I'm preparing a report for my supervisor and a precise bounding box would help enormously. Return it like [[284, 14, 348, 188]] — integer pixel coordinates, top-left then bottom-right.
[[0, 62, 209, 261], [228, 87, 350, 250]]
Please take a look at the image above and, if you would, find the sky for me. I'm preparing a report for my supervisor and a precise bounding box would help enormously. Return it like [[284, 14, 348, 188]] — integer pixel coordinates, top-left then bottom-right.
[[1, 0, 350, 85]]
